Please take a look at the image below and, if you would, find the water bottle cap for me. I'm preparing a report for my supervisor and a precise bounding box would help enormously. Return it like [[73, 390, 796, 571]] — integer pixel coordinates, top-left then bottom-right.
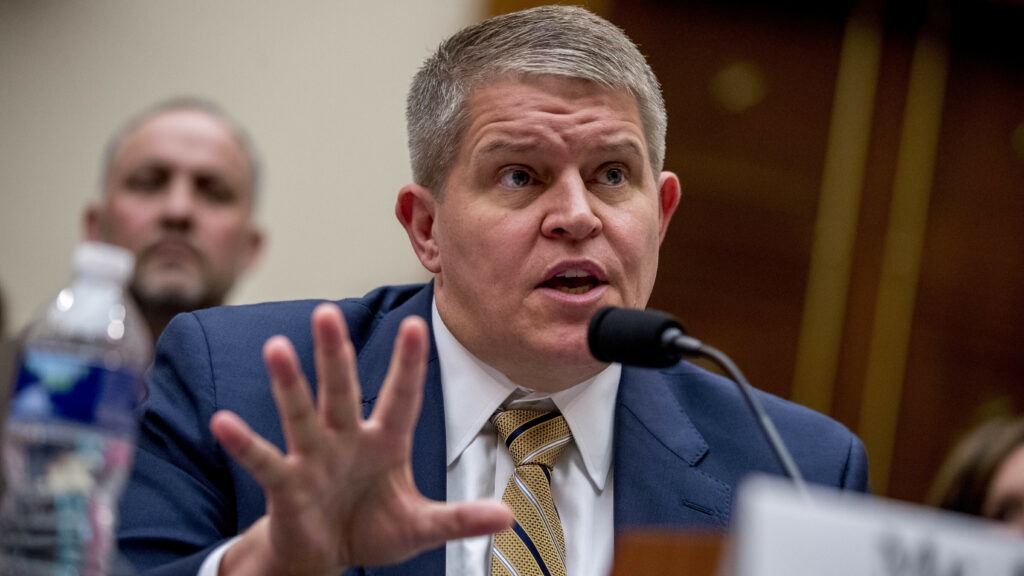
[[73, 242, 135, 283]]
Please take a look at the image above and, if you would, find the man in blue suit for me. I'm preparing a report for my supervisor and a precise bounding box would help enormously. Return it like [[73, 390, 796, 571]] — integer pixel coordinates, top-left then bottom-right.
[[117, 6, 868, 576]]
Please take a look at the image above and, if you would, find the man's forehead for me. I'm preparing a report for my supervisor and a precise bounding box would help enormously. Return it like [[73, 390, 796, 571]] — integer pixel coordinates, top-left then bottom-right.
[[121, 111, 239, 154], [469, 73, 636, 105], [465, 76, 642, 130], [113, 110, 251, 175], [464, 78, 646, 152]]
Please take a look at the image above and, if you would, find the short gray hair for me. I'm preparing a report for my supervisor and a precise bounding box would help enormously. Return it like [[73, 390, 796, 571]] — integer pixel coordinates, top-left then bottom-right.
[[406, 5, 667, 196], [101, 96, 262, 207]]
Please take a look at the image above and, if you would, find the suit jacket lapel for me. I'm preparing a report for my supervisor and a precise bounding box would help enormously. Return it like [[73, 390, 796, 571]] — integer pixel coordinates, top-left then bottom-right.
[[355, 284, 448, 575], [353, 284, 732, 573], [613, 366, 732, 528]]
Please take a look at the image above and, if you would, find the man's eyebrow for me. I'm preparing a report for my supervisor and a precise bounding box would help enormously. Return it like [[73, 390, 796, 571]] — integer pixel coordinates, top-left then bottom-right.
[[125, 158, 169, 170], [593, 139, 645, 159], [476, 140, 535, 157], [476, 138, 645, 158]]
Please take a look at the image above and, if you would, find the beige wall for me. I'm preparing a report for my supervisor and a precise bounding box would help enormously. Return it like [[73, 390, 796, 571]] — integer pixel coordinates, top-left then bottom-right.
[[0, 0, 482, 334]]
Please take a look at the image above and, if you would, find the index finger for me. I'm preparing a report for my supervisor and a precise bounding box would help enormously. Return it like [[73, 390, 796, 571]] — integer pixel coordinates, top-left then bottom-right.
[[264, 335, 322, 456]]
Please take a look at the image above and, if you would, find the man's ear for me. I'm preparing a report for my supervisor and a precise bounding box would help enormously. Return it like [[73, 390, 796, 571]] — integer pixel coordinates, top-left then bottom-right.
[[656, 171, 682, 243], [83, 203, 103, 241], [395, 184, 441, 273], [241, 225, 265, 273]]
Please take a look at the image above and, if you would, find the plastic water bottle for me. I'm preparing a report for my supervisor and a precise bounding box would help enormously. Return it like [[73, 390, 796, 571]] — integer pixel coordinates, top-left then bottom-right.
[[1, 242, 151, 576]]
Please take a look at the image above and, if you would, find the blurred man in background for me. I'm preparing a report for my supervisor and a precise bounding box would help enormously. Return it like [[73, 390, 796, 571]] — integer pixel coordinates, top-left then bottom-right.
[[83, 98, 264, 345]]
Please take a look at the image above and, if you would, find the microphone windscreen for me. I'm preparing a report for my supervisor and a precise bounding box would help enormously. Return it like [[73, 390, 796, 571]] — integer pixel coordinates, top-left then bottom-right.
[[587, 306, 684, 368]]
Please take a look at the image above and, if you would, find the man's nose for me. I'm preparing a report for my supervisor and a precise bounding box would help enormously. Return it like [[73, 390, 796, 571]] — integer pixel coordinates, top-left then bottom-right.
[[160, 177, 196, 227], [541, 174, 602, 240]]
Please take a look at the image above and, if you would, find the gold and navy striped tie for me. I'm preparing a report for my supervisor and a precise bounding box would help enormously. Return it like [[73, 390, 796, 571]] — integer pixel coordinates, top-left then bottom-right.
[[491, 409, 573, 576]]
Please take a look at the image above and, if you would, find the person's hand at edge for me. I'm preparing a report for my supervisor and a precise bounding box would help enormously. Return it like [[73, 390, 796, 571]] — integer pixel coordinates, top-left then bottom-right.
[[208, 303, 513, 576]]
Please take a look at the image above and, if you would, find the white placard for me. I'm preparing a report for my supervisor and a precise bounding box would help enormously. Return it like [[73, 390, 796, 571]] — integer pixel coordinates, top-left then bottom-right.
[[727, 475, 1024, 576]]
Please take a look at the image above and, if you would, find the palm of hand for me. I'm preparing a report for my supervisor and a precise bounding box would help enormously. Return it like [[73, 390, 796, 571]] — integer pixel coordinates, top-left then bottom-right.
[[211, 305, 511, 576]]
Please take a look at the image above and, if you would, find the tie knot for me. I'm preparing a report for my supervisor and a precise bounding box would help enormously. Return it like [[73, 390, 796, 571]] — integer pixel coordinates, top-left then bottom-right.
[[492, 409, 573, 468]]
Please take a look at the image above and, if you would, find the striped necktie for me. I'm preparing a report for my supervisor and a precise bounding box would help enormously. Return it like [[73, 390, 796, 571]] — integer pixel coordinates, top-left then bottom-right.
[[491, 409, 574, 576]]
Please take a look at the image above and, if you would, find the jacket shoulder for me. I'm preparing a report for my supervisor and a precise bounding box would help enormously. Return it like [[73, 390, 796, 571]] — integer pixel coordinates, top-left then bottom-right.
[[651, 362, 868, 490], [177, 283, 428, 352]]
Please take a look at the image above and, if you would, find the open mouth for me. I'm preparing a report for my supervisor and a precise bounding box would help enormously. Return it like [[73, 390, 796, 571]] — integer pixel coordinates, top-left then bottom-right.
[[541, 268, 603, 295]]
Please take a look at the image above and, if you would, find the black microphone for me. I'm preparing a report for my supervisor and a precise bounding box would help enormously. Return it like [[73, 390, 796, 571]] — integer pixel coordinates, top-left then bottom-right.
[[588, 306, 808, 495], [587, 307, 702, 367]]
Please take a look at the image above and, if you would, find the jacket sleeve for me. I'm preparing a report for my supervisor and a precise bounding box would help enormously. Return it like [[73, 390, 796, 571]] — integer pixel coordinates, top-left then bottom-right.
[[117, 311, 236, 573]]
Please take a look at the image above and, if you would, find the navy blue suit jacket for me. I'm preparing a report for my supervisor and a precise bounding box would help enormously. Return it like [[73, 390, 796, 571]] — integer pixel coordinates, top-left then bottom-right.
[[117, 283, 868, 575]]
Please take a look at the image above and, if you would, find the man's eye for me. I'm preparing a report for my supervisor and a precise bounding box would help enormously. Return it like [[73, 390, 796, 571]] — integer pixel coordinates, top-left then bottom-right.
[[500, 169, 533, 188], [125, 169, 168, 192], [599, 166, 626, 186], [195, 175, 236, 204]]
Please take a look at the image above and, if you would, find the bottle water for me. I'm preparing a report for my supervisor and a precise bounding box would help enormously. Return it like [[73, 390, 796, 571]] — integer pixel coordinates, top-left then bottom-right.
[[1, 242, 151, 576]]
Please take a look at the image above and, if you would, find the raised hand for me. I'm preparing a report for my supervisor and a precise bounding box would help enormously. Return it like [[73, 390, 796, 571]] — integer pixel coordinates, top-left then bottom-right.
[[208, 303, 512, 575]]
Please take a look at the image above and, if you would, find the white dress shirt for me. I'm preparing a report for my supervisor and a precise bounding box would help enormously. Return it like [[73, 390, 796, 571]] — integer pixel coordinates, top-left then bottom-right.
[[434, 302, 619, 576], [199, 300, 620, 576]]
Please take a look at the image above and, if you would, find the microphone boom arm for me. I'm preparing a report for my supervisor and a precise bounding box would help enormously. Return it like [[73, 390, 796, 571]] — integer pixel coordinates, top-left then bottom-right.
[[665, 328, 809, 498]]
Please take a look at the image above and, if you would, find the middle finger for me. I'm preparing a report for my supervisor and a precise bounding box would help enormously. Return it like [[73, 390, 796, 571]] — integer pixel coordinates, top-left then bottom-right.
[[311, 303, 362, 430]]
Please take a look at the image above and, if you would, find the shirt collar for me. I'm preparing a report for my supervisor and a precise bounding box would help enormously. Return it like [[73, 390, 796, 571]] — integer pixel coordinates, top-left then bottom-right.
[[433, 300, 620, 490]]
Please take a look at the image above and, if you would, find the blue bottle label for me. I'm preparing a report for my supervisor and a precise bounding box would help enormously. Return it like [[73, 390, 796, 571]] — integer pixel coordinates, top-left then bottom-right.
[[11, 349, 142, 435]]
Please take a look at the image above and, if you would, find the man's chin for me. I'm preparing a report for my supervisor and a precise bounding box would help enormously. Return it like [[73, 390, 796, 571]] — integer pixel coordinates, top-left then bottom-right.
[[131, 280, 209, 314], [527, 329, 593, 366]]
